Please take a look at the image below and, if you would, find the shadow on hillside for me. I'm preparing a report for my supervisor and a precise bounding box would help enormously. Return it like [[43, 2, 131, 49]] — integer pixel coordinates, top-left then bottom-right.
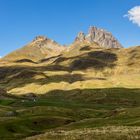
[[53, 50, 118, 70], [0, 64, 108, 90], [13, 50, 118, 72], [0, 51, 117, 89], [80, 46, 91, 51], [41, 88, 140, 107], [53, 55, 83, 64], [0, 67, 85, 89], [70, 51, 117, 70], [39, 55, 62, 63], [0, 65, 69, 80], [14, 59, 38, 64], [88, 51, 117, 63]]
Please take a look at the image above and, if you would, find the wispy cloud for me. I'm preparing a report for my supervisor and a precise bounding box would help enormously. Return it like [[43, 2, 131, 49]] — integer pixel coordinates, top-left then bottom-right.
[[124, 6, 140, 27]]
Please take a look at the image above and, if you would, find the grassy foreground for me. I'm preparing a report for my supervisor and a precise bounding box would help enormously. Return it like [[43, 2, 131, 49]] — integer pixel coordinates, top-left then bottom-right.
[[0, 88, 140, 139]]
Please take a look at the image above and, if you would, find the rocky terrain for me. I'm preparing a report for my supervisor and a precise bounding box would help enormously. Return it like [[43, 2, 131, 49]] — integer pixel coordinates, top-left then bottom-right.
[[0, 26, 140, 139], [75, 26, 123, 48]]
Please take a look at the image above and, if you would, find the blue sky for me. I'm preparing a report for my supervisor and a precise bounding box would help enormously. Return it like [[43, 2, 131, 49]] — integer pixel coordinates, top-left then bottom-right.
[[0, 0, 140, 57]]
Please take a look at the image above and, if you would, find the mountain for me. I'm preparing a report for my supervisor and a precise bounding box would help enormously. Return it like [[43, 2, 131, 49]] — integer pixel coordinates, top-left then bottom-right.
[[0, 26, 140, 95], [0, 26, 123, 64], [0, 26, 140, 140], [1, 36, 65, 63]]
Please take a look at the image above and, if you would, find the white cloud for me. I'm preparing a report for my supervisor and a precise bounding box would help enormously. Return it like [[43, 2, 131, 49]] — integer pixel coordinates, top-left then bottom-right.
[[124, 6, 140, 27]]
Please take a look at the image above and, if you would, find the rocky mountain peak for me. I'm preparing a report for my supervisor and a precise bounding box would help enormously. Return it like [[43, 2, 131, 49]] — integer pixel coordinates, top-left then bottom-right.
[[75, 32, 85, 42], [33, 36, 48, 42], [75, 26, 123, 48], [32, 36, 59, 46]]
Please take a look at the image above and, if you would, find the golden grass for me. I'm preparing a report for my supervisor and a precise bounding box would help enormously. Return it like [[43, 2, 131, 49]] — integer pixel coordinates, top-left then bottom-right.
[[0, 46, 140, 95], [25, 126, 140, 140]]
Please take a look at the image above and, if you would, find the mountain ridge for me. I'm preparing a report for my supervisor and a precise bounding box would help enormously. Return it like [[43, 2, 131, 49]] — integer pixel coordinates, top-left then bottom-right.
[[0, 26, 140, 95], [0, 26, 123, 63]]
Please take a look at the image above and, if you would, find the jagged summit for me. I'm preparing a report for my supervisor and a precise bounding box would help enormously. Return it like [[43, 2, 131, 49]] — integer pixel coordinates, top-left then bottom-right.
[[31, 35, 62, 48], [34, 36, 47, 41], [75, 26, 123, 48], [32, 36, 48, 43], [75, 32, 85, 42]]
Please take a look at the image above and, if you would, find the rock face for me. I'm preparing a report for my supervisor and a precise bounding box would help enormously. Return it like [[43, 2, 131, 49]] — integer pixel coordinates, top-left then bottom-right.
[[75, 32, 85, 42], [33, 36, 47, 41], [31, 36, 65, 54], [75, 26, 123, 48]]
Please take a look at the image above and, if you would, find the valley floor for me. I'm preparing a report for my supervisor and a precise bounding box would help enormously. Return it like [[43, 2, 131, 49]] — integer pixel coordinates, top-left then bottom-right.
[[0, 88, 140, 139]]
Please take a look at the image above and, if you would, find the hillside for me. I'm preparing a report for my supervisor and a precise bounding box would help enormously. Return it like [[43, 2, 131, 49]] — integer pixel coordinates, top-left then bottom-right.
[[0, 42, 140, 95], [1, 36, 65, 63], [0, 26, 140, 139]]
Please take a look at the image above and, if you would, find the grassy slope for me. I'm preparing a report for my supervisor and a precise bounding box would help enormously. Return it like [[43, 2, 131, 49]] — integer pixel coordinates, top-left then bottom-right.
[[0, 46, 140, 95]]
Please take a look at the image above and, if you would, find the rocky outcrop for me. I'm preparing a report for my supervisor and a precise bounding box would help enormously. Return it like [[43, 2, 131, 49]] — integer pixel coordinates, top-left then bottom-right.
[[33, 36, 47, 42], [75, 26, 123, 48], [31, 35, 66, 54], [75, 32, 85, 42]]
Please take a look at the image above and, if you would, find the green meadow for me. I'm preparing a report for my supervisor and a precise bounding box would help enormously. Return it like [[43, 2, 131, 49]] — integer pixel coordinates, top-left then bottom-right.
[[0, 88, 140, 139]]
